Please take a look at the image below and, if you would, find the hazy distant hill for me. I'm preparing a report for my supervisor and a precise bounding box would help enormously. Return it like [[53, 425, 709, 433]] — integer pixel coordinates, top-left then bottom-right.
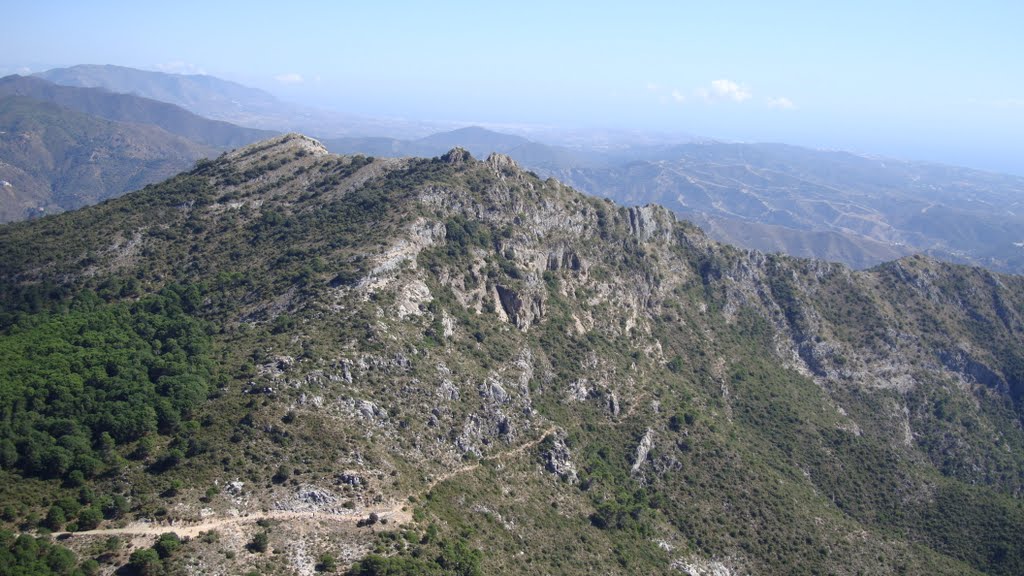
[[38, 64, 448, 139], [324, 126, 528, 159], [0, 95, 212, 221], [0, 74, 279, 222], [36, 64, 282, 125], [0, 74, 276, 148], [691, 213, 914, 268], [544, 142, 1024, 273]]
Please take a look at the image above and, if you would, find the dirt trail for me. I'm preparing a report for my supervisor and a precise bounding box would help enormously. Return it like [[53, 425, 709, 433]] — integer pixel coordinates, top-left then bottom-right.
[[423, 425, 558, 492], [51, 504, 407, 540], [52, 426, 558, 541]]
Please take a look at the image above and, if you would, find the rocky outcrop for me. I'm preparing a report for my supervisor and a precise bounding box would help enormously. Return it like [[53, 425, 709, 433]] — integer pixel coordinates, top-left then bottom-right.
[[542, 433, 578, 484], [486, 152, 519, 172], [547, 246, 583, 272], [628, 204, 674, 243], [495, 284, 544, 330], [630, 428, 655, 474], [940, 347, 1008, 393], [440, 147, 473, 165]]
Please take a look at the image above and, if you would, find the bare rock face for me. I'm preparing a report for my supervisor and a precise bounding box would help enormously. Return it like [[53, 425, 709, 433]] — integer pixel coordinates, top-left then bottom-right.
[[486, 152, 520, 172], [395, 279, 432, 318], [495, 284, 544, 330], [547, 247, 583, 272], [630, 428, 655, 474], [275, 484, 341, 513], [628, 205, 674, 243], [480, 377, 510, 404]]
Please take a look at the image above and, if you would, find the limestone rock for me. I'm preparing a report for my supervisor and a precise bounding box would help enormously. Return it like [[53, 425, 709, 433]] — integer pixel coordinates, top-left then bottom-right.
[[630, 428, 654, 474], [495, 284, 544, 330]]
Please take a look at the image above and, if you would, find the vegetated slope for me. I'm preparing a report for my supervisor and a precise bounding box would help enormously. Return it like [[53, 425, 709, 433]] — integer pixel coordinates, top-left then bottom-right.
[[0, 134, 1022, 575], [0, 95, 213, 222]]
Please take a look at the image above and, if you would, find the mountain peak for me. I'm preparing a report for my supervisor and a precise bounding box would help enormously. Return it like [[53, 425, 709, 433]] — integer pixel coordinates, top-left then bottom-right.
[[225, 133, 329, 161], [439, 146, 474, 164]]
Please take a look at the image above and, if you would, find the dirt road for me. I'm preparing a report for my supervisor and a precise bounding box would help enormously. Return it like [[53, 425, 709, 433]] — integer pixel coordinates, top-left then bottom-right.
[[51, 426, 558, 541]]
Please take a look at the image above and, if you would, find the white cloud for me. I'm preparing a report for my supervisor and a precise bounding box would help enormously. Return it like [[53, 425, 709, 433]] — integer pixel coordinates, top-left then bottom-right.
[[155, 61, 206, 75], [649, 78, 764, 106], [701, 79, 752, 103], [274, 72, 304, 85], [767, 96, 797, 110]]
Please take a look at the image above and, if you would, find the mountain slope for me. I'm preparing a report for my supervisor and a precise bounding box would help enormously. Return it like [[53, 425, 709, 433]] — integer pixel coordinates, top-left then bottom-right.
[[0, 95, 213, 221], [0, 74, 276, 148], [0, 135, 1022, 575]]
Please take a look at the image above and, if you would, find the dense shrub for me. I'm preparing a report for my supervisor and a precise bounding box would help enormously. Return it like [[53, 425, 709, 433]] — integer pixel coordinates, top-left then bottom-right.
[[0, 287, 212, 482]]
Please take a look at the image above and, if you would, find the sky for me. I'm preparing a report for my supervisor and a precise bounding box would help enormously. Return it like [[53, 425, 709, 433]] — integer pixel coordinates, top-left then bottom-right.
[[5, 0, 1024, 174]]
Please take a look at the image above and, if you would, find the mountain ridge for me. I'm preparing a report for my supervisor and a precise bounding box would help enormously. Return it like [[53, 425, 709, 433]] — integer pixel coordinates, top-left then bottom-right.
[[31, 64, 1024, 274], [37, 64, 451, 139], [327, 126, 1024, 274], [1, 133, 1022, 574]]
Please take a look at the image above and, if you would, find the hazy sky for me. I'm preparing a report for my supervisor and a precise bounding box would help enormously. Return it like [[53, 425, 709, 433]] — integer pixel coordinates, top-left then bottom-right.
[[6, 0, 1024, 173]]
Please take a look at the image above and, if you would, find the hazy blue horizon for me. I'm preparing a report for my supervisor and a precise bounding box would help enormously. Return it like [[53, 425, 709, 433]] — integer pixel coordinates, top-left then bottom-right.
[[6, 0, 1023, 175]]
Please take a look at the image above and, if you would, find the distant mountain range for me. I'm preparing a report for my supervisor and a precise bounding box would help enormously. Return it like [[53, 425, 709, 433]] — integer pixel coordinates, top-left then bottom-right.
[[14, 64, 1024, 275], [37, 64, 281, 121], [544, 142, 1024, 274], [37, 64, 449, 139], [0, 74, 277, 221], [0, 75, 274, 148]]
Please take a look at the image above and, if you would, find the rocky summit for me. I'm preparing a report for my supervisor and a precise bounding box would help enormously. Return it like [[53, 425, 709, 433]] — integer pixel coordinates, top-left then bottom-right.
[[1, 134, 1023, 575]]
